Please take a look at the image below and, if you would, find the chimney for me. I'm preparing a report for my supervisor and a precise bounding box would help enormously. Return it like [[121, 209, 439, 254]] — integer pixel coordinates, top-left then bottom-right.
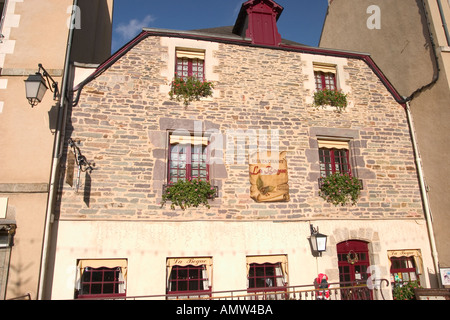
[[232, 0, 284, 46]]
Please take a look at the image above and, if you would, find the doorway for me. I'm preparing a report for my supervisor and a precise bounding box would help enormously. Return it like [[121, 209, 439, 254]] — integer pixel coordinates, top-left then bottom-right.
[[337, 240, 372, 300]]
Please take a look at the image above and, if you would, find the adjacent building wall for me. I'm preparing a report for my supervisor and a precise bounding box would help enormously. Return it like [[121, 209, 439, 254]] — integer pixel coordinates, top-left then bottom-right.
[[320, 0, 450, 273], [0, 0, 113, 299]]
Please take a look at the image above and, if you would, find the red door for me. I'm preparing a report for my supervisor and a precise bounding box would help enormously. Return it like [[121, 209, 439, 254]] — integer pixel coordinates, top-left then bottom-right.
[[337, 240, 372, 300]]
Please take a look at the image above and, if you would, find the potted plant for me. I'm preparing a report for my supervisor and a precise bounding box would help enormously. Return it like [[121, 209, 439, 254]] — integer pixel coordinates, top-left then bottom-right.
[[392, 281, 421, 300], [313, 89, 348, 111], [319, 173, 362, 206], [160, 178, 217, 210], [169, 74, 214, 106]]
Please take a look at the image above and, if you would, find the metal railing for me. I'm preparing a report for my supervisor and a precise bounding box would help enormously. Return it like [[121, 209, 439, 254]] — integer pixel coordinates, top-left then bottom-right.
[[90, 279, 390, 301]]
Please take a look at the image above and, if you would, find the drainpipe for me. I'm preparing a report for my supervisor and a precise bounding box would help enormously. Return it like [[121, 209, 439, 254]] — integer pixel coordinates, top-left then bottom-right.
[[437, 0, 450, 45], [37, 0, 78, 300], [405, 100, 441, 288]]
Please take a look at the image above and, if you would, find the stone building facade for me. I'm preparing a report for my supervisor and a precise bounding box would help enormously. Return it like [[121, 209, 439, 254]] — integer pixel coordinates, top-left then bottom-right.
[[48, 0, 436, 299]]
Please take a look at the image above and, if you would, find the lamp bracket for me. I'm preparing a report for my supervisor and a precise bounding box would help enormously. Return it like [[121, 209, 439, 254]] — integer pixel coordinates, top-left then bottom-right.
[[38, 63, 59, 101]]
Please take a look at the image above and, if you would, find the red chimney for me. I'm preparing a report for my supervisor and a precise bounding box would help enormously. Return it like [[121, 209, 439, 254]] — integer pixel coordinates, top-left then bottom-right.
[[233, 0, 284, 46]]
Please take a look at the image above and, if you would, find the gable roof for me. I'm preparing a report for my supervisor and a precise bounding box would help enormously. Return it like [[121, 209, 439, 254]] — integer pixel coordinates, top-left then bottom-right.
[[72, 27, 405, 107]]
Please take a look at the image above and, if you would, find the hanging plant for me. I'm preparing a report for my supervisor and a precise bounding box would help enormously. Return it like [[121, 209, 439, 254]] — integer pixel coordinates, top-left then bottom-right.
[[169, 74, 214, 106], [160, 179, 217, 210], [319, 173, 362, 206], [313, 89, 348, 111], [392, 280, 421, 300]]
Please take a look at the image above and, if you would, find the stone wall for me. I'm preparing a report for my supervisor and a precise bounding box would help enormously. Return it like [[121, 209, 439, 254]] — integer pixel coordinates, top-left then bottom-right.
[[56, 35, 423, 221]]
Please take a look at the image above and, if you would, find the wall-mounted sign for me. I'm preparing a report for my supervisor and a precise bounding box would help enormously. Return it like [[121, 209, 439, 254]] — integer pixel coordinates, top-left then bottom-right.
[[249, 151, 290, 202]]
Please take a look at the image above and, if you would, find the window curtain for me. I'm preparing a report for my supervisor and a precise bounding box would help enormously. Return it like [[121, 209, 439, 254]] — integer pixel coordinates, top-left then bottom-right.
[[387, 250, 424, 275], [76, 259, 128, 293], [246, 255, 288, 286], [166, 257, 212, 291]]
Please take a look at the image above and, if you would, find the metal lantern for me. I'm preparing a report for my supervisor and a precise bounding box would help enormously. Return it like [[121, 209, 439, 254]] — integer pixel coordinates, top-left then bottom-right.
[[24, 72, 48, 107]]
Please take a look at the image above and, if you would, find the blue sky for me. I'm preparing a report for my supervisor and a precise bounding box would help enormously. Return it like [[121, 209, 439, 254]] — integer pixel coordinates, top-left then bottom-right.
[[111, 0, 329, 53]]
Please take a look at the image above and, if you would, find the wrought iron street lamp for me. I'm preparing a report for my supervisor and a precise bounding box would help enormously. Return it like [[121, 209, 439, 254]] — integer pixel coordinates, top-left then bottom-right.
[[24, 64, 59, 107]]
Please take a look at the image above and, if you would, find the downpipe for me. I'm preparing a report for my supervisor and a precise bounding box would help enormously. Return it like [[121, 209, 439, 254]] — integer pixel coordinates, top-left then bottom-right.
[[37, 0, 78, 300], [405, 100, 441, 288]]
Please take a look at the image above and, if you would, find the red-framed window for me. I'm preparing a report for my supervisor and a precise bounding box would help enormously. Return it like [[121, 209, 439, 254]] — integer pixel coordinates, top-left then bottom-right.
[[315, 71, 336, 91], [76, 267, 125, 299], [248, 263, 286, 291], [167, 265, 211, 295], [390, 256, 419, 287], [319, 148, 351, 178], [168, 135, 209, 184], [176, 57, 205, 81]]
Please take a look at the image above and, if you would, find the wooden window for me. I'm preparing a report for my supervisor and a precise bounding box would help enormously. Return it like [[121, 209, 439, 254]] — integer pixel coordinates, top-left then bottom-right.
[[246, 255, 288, 299], [168, 134, 209, 184], [75, 259, 127, 299], [314, 63, 337, 91], [168, 265, 209, 294], [176, 49, 205, 80], [248, 263, 285, 290], [166, 257, 212, 298], [77, 267, 125, 299], [318, 140, 351, 178], [390, 256, 420, 287]]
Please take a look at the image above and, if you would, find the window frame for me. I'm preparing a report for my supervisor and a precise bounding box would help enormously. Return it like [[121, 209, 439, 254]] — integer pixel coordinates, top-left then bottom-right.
[[390, 256, 420, 287], [319, 147, 352, 178], [314, 71, 337, 91], [167, 264, 211, 296], [247, 262, 286, 292], [175, 48, 206, 81], [76, 266, 126, 299], [167, 133, 210, 184]]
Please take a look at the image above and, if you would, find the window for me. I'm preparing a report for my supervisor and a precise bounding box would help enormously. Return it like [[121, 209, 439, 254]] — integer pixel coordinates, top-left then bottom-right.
[[318, 140, 351, 178], [388, 250, 423, 289], [390, 257, 419, 286], [314, 63, 337, 91], [75, 259, 127, 299], [0, 228, 13, 300], [246, 255, 288, 299], [166, 257, 212, 299], [168, 134, 209, 183], [176, 49, 205, 80], [248, 263, 285, 289]]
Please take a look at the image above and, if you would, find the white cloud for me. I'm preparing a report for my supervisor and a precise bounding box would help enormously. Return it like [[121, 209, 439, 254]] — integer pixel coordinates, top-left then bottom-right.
[[115, 14, 156, 40]]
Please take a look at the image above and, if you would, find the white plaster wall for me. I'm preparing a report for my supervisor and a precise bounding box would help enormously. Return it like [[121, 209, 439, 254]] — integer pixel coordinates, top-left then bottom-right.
[[50, 218, 435, 299]]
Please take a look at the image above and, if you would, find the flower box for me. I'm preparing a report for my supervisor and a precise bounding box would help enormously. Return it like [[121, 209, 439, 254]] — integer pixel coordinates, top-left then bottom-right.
[[318, 173, 363, 206], [169, 75, 214, 106], [161, 179, 218, 210], [313, 89, 348, 111]]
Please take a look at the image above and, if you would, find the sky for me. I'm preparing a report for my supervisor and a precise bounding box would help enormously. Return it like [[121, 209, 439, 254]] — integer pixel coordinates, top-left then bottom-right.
[[111, 0, 329, 54]]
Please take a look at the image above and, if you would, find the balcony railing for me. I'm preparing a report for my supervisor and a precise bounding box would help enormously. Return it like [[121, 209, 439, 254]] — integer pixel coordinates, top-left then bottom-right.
[[86, 279, 390, 301]]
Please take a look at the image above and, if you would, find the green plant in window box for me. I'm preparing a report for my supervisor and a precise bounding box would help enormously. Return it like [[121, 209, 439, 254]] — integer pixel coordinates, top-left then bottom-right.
[[319, 173, 362, 206], [313, 89, 348, 111], [169, 74, 214, 106], [161, 179, 217, 210], [392, 280, 421, 300]]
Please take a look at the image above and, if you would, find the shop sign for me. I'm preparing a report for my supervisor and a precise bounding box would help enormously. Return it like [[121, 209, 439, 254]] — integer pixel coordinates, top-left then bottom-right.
[[249, 151, 290, 202]]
